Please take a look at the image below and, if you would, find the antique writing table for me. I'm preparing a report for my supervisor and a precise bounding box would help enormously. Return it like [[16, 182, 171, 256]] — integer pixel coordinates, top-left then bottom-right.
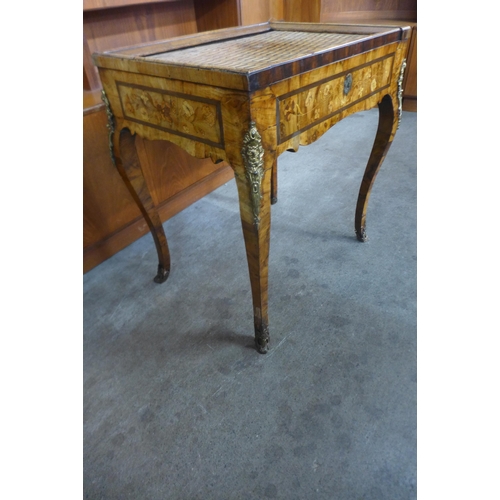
[[93, 21, 410, 353]]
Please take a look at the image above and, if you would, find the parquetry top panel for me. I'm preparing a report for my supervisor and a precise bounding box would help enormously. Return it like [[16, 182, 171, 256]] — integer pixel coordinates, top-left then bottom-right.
[[146, 30, 368, 74]]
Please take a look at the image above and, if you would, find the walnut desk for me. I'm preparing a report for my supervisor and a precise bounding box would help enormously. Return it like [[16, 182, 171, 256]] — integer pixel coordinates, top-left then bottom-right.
[[93, 21, 410, 353]]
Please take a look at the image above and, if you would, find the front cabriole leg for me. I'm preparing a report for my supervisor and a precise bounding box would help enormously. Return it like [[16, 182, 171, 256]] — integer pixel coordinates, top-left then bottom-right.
[[232, 121, 274, 353]]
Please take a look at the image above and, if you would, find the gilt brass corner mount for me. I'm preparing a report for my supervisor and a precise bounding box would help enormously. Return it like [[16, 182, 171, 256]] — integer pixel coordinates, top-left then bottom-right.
[[241, 122, 265, 230], [255, 323, 270, 354], [397, 58, 407, 129], [101, 89, 116, 166]]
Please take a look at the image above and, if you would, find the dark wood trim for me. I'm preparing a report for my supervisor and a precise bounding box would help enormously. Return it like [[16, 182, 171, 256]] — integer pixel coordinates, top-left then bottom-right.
[[247, 31, 405, 91], [270, 21, 407, 35]]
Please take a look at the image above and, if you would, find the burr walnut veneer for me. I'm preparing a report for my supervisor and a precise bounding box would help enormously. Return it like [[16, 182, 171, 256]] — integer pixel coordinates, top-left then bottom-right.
[[93, 21, 410, 353]]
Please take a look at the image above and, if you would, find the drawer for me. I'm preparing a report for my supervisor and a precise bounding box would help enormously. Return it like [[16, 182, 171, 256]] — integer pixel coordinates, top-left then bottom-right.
[[277, 53, 395, 144]]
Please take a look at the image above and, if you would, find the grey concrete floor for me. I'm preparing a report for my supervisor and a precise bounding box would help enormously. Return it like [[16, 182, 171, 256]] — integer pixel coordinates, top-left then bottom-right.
[[84, 108, 417, 499]]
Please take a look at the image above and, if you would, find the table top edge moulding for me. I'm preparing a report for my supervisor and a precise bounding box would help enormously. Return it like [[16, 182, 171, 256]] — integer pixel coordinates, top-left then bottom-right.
[[92, 21, 411, 354]]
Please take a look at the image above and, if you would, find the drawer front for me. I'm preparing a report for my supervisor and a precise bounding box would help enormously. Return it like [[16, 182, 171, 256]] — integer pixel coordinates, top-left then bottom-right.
[[116, 81, 224, 149], [277, 53, 395, 144]]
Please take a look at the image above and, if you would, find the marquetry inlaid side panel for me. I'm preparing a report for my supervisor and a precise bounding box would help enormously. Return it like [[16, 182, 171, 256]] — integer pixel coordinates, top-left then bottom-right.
[[277, 53, 394, 143], [98, 68, 250, 163], [116, 82, 224, 148]]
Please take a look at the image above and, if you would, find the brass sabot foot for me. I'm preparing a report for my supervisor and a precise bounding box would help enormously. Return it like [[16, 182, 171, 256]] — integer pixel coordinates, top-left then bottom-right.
[[356, 227, 367, 242], [255, 324, 270, 354]]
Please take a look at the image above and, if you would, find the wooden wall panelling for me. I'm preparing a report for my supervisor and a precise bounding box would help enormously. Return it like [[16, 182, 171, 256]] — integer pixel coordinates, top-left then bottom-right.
[[402, 25, 416, 110], [237, 0, 283, 25], [240, 0, 286, 24], [136, 138, 231, 206], [282, 0, 416, 25], [83, 0, 180, 11], [318, 0, 417, 23], [83, 1, 198, 57], [84, 0, 199, 95], [283, 0, 321, 22], [84, 107, 142, 252], [270, 0, 284, 21], [240, 0, 269, 26], [193, 0, 241, 32], [84, 34, 101, 90]]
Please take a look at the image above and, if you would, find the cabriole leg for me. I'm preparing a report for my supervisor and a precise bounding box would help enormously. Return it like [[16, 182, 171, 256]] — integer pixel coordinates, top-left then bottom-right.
[[231, 122, 274, 353], [355, 94, 398, 242], [113, 127, 171, 283]]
